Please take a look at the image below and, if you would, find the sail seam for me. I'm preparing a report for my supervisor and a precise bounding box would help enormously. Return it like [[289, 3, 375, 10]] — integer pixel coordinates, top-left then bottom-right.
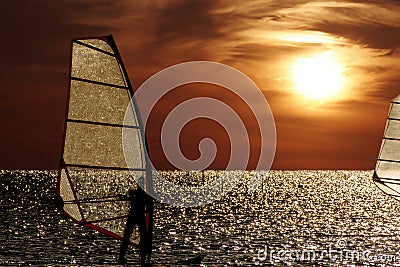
[[383, 137, 400, 141], [64, 195, 130, 204], [64, 163, 145, 171], [65, 199, 129, 204], [374, 176, 400, 182], [73, 40, 116, 57], [80, 215, 129, 225], [67, 119, 139, 129], [374, 179, 400, 185], [377, 159, 400, 163], [71, 76, 129, 90]]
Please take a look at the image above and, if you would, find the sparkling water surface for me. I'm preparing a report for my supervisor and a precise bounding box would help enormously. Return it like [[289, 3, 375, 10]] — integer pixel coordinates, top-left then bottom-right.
[[1, 170, 400, 266]]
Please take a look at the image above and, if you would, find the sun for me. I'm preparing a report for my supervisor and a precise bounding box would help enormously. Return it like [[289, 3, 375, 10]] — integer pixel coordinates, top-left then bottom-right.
[[292, 51, 344, 100]]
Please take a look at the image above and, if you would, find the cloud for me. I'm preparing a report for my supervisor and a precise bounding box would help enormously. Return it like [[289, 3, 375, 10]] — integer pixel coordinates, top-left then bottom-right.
[[1, 0, 400, 169], [265, 1, 400, 49]]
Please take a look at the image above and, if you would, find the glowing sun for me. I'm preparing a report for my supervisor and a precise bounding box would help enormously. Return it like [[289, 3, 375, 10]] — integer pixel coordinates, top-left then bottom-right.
[[292, 51, 344, 100]]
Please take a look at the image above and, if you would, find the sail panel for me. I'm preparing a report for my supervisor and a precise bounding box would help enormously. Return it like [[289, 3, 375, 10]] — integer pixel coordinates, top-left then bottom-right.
[[80, 39, 114, 54], [68, 80, 134, 125], [94, 218, 133, 241], [71, 42, 125, 86], [392, 95, 400, 103], [376, 161, 400, 179], [123, 127, 146, 170], [64, 167, 144, 240], [81, 201, 129, 221], [125, 104, 139, 127], [64, 122, 132, 168], [59, 168, 82, 221], [379, 139, 400, 162], [374, 180, 400, 199], [64, 122, 145, 169], [67, 168, 143, 200], [389, 103, 400, 119], [384, 120, 400, 139]]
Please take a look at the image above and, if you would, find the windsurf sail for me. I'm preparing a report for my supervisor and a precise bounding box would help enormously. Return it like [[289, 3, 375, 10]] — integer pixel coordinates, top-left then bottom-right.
[[55, 35, 153, 248], [373, 95, 400, 200]]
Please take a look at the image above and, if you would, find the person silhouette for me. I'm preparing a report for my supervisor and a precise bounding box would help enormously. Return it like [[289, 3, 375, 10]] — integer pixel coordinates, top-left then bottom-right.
[[118, 177, 153, 266]]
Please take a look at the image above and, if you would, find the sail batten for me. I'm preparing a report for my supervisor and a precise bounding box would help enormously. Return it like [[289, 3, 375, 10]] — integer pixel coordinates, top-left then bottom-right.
[[64, 163, 146, 171], [378, 158, 400, 163], [382, 137, 400, 141], [70, 76, 130, 90], [66, 119, 140, 129], [56, 35, 153, 248], [73, 40, 116, 57], [374, 95, 400, 198]]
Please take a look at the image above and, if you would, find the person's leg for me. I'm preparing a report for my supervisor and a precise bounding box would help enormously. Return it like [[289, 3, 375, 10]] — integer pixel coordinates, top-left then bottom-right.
[[119, 216, 136, 263], [139, 249, 146, 265], [118, 238, 129, 264], [139, 218, 149, 265]]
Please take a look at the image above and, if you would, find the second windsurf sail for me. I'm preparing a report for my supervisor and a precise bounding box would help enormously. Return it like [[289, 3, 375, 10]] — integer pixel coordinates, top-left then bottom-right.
[[373, 95, 400, 199]]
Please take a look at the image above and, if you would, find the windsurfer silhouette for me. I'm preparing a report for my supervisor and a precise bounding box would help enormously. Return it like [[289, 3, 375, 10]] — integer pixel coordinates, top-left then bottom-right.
[[119, 177, 153, 266]]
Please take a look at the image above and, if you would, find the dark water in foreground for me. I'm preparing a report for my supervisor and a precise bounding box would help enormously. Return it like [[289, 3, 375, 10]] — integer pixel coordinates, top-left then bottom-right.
[[1, 170, 400, 266]]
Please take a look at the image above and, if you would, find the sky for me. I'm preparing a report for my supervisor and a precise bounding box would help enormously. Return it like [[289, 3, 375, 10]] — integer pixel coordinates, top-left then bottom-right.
[[1, 0, 400, 170]]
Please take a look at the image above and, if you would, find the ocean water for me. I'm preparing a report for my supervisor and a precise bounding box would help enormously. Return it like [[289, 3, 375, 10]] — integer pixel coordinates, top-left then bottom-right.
[[1, 170, 400, 266]]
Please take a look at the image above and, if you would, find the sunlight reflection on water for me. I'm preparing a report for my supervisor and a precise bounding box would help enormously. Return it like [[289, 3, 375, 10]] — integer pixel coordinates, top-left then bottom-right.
[[1, 170, 399, 266]]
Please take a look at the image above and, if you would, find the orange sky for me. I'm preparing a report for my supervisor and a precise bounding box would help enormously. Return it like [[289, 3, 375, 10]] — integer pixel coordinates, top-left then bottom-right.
[[1, 0, 400, 169]]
